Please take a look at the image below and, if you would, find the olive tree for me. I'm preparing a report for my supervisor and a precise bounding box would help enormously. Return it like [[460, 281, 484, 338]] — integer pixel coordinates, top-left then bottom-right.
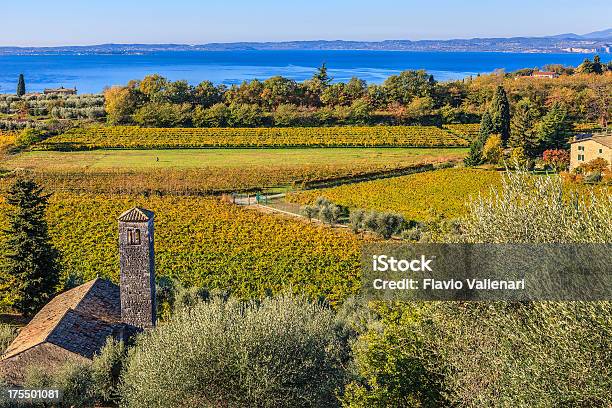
[[120, 294, 351, 408]]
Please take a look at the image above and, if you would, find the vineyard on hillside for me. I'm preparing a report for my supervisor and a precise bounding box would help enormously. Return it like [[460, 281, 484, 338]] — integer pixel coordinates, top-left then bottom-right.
[[0, 131, 16, 151], [443, 123, 481, 141], [2, 163, 442, 195], [36, 126, 470, 150], [287, 168, 503, 221], [0, 194, 367, 304]]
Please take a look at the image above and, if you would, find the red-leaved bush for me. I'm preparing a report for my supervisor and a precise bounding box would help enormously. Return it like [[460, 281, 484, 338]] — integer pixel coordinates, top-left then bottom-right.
[[542, 149, 570, 172]]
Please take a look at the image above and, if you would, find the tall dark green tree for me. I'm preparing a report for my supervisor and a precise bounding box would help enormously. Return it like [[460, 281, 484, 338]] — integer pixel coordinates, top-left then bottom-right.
[[4, 179, 60, 316], [509, 99, 539, 156], [536, 102, 572, 151], [17, 74, 26, 97], [313, 63, 332, 86], [592, 55, 603, 74], [489, 85, 511, 145], [464, 111, 493, 166], [577, 58, 595, 74]]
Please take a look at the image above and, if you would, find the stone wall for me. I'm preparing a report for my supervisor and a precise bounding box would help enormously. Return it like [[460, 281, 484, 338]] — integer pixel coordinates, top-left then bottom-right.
[[118, 218, 156, 329]]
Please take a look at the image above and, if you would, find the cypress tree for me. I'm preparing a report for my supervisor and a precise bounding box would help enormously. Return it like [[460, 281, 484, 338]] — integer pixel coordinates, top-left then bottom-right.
[[489, 85, 511, 145], [592, 55, 603, 74], [509, 99, 539, 156], [3, 179, 60, 316], [17, 74, 26, 97], [464, 112, 493, 166]]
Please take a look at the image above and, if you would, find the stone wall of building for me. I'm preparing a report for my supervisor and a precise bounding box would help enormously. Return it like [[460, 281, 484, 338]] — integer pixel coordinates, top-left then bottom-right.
[[118, 218, 156, 329]]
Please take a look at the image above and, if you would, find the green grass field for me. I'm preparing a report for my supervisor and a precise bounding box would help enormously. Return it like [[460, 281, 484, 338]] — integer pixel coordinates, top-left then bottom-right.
[[1, 148, 467, 195], [5, 148, 467, 171]]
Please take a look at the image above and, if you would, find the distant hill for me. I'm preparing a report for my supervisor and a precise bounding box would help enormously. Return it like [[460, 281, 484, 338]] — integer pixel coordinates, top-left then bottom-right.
[[1, 29, 610, 55], [581, 28, 612, 40]]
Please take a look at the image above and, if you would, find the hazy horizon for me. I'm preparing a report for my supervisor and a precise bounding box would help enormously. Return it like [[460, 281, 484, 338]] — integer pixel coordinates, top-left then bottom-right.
[[1, 28, 611, 49], [0, 0, 610, 47]]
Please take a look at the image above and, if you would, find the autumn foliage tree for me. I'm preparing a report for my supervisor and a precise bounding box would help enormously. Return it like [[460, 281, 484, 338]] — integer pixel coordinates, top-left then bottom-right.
[[103, 86, 140, 124], [542, 149, 570, 172], [482, 134, 503, 165]]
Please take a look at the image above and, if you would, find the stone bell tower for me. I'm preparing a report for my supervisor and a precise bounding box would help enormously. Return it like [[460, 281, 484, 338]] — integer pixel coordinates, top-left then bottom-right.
[[118, 207, 156, 329]]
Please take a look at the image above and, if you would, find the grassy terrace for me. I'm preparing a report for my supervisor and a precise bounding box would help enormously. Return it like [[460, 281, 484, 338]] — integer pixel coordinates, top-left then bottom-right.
[[2, 148, 467, 194], [5, 148, 467, 171]]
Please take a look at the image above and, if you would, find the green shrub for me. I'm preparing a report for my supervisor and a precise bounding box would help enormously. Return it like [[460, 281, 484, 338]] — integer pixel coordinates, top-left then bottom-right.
[[120, 294, 351, 408], [348, 209, 365, 233], [193, 103, 230, 127], [91, 337, 126, 405], [227, 103, 263, 127], [319, 203, 342, 225], [15, 128, 43, 149], [173, 285, 210, 309], [133, 102, 191, 127], [425, 301, 612, 407], [273, 104, 301, 126], [300, 204, 318, 221], [0, 324, 17, 354], [23, 362, 96, 408], [585, 171, 602, 183], [342, 302, 447, 408], [458, 170, 611, 243], [347, 171, 612, 407], [363, 211, 405, 239]]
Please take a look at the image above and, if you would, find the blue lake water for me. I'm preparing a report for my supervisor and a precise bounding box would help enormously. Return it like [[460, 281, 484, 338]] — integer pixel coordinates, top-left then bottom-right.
[[0, 50, 598, 94]]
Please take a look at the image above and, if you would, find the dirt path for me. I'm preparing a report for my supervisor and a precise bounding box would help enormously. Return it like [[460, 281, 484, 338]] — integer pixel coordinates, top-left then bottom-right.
[[243, 201, 351, 230], [233, 193, 286, 206]]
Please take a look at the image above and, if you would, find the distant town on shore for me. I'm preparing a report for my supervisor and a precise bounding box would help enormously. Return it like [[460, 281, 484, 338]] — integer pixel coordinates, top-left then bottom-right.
[[1, 28, 611, 55]]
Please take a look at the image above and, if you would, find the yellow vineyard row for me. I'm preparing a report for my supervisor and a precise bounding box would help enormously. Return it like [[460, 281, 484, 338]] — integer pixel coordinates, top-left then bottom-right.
[[443, 124, 481, 141], [0, 194, 368, 304], [287, 168, 502, 221], [37, 126, 470, 150]]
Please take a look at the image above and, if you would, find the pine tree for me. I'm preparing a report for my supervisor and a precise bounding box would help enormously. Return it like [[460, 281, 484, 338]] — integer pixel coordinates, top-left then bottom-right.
[[509, 99, 539, 156], [464, 112, 493, 166], [577, 58, 595, 74], [536, 102, 572, 151], [17, 74, 26, 97], [313, 63, 331, 86], [592, 55, 603, 74], [4, 179, 60, 316], [489, 85, 511, 145]]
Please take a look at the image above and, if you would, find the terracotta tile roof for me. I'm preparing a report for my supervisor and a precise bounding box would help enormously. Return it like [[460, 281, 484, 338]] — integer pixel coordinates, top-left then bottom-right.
[[118, 207, 154, 222], [570, 134, 612, 148], [46, 310, 118, 359], [593, 135, 612, 149], [1, 278, 120, 360]]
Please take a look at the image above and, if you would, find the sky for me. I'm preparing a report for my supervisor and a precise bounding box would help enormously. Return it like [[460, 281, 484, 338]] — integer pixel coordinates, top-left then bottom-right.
[[2, 0, 611, 46]]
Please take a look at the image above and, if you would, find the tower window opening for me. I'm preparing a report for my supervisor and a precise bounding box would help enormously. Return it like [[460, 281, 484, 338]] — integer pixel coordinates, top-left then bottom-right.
[[127, 228, 141, 245]]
